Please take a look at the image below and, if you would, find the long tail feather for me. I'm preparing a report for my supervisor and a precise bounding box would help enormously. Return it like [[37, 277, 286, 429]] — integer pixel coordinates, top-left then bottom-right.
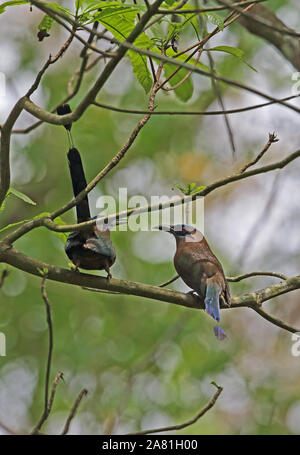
[[214, 325, 227, 341], [67, 148, 91, 223], [205, 283, 221, 322]]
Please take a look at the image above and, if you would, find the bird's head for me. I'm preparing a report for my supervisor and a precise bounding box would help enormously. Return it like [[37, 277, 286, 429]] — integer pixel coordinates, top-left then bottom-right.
[[154, 224, 203, 243]]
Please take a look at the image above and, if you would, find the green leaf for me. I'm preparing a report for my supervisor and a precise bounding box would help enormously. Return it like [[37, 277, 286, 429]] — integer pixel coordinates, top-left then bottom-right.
[[37, 267, 49, 277], [83, 1, 140, 16], [42, 1, 72, 16], [207, 12, 224, 30], [165, 13, 197, 45], [75, 0, 84, 11], [51, 215, 69, 243], [93, 7, 153, 93], [0, 0, 29, 14], [209, 45, 257, 71], [174, 182, 206, 195], [8, 187, 36, 206]]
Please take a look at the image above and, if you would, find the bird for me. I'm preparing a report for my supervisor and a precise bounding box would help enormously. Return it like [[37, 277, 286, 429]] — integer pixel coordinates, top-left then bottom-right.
[[65, 147, 116, 278], [156, 224, 231, 340]]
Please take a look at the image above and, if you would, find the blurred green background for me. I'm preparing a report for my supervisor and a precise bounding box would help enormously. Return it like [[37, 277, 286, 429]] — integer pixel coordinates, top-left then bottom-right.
[[1, 0, 300, 435]]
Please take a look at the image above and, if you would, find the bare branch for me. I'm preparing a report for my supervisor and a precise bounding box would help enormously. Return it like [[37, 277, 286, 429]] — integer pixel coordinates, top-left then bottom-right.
[[159, 275, 180, 287], [227, 271, 288, 282], [127, 384, 223, 435], [240, 132, 279, 173], [31, 277, 54, 435], [252, 306, 299, 334], [92, 94, 300, 117], [61, 389, 88, 435], [47, 371, 64, 417], [207, 49, 236, 158]]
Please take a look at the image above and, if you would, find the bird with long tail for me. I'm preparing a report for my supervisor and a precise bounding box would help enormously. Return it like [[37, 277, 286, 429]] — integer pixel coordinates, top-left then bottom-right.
[[156, 224, 231, 340]]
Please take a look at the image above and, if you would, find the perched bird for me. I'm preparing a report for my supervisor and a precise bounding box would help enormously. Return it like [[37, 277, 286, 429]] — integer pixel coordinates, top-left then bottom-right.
[[156, 224, 230, 340], [65, 147, 116, 278]]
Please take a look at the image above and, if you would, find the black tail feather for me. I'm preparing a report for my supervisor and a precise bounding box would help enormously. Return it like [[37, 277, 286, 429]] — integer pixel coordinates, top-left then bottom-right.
[[67, 148, 91, 223]]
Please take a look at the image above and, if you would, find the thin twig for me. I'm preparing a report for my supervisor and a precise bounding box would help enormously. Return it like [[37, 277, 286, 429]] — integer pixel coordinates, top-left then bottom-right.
[[159, 275, 180, 287], [240, 132, 279, 173], [207, 49, 236, 158], [227, 271, 287, 282], [91, 94, 300, 116], [61, 389, 88, 435], [31, 277, 54, 434], [252, 306, 299, 334], [26, 30, 76, 98], [47, 371, 64, 417], [158, 0, 267, 14], [126, 384, 223, 435]]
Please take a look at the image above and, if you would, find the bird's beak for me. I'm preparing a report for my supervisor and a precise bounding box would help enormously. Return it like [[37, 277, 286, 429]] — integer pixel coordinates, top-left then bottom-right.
[[154, 225, 174, 234]]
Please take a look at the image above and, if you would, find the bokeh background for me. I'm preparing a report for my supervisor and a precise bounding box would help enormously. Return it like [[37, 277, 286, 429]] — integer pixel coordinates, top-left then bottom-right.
[[0, 0, 300, 435]]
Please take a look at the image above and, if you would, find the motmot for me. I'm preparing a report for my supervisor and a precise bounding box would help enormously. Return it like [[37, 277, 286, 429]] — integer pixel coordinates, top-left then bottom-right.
[[65, 147, 116, 278], [156, 224, 231, 340]]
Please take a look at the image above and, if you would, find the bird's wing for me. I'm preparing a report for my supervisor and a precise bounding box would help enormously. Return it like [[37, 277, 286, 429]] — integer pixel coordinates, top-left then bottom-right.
[[65, 231, 83, 252], [84, 236, 116, 261]]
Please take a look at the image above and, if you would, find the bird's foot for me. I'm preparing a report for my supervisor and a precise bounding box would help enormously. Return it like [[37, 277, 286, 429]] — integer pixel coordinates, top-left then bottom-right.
[[186, 291, 204, 308], [106, 270, 112, 280]]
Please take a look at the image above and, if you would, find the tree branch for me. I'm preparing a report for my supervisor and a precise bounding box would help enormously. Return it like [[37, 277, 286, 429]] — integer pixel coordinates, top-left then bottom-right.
[[1, 246, 300, 335], [61, 389, 88, 435], [240, 132, 279, 173], [92, 94, 299, 117], [31, 277, 54, 434], [127, 384, 223, 435]]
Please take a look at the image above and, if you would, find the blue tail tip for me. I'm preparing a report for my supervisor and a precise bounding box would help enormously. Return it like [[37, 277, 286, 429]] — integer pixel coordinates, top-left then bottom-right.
[[206, 306, 220, 322], [214, 325, 227, 341]]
